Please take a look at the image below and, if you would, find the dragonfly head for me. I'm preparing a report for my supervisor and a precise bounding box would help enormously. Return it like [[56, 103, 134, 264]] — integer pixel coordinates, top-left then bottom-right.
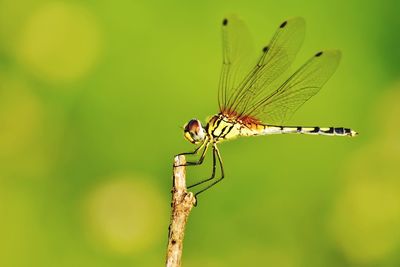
[[183, 119, 206, 144]]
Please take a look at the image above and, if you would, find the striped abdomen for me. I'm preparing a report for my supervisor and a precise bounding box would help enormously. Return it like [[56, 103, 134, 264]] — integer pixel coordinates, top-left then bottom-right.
[[206, 114, 358, 142], [242, 125, 358, 137]]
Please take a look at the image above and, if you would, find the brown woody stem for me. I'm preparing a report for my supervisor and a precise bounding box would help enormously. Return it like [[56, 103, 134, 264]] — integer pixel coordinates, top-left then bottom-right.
[[165, 155, 196, 267]]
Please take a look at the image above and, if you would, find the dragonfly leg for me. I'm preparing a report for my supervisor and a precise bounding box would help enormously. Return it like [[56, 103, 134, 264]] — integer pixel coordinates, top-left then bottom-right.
[[176, 139, 206, 157], [175, 140, 210, 167], [193, 144, 225, 199], [187, 148, 217, 189]]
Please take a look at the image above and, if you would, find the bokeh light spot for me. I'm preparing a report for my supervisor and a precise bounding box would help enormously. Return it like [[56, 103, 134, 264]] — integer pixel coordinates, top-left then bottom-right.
[[0, 76, 42, 153], [83, 174, 166, 255], [374, 82, 400, 142], [0, 74, 50, 179], [331, 178, 400, 263], [331, 86, 400, 264], [18, 2, 102, 82]]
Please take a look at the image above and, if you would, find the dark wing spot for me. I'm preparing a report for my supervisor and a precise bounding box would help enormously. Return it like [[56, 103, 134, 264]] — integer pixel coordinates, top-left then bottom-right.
[[280, 20, 287, 28], [310, 127, 320, 133], [222, 18, 228, 26], [315, 51, 323, 57], [262, 46, 269, 52], [344, 128, 351, 134], [297, 127, 302, 133]]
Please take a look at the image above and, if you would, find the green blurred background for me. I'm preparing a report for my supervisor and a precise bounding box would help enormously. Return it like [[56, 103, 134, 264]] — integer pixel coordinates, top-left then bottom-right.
[[1, 0, 399, 266]]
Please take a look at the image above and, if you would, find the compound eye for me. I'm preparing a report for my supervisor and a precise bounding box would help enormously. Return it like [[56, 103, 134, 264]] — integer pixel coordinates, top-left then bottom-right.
[[185, 119, 201, 133], [183, 119, 205, 144]]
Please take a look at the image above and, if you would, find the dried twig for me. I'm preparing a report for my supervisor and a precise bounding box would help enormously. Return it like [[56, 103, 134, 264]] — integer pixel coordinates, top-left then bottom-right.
[[166, 155, 196, 267]]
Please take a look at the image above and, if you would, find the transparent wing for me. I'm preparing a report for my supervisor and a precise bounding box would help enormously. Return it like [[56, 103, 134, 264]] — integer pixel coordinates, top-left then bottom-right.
[[247, 50, 342, 124], [221, 17, 305, 118], [218, 15, 254, 112]]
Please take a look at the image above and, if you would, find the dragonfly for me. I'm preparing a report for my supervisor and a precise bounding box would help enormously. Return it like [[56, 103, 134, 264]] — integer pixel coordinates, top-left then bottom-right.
[[178, 16, 357, 200]]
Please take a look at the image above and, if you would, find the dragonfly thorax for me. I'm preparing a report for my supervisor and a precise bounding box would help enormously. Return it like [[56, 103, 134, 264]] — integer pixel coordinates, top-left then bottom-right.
[[183, 119, 206, 144]]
